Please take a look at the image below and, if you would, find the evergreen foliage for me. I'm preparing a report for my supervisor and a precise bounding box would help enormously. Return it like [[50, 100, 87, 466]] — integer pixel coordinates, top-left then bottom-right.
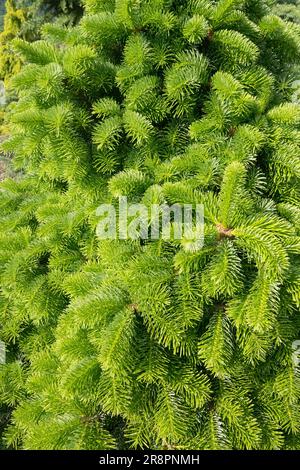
[[0, 0, 300, 450]]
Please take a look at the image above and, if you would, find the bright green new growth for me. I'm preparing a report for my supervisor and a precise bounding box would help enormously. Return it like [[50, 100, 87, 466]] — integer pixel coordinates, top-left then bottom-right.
[[0, 0, 300, 450]]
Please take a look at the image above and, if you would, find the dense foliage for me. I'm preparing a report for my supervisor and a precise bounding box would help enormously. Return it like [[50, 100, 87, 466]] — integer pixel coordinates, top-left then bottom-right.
[[1, 0, 300, 450]]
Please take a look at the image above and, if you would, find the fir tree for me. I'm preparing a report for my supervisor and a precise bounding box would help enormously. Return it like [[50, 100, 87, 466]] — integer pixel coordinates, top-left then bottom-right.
[[1, 0, 300, 450]]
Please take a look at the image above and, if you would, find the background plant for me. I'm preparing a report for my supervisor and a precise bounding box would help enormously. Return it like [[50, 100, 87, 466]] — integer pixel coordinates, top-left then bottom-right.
[[273, 0, 300, 24], [0, 0, 83, 86], [0, 0, 300, 450]]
